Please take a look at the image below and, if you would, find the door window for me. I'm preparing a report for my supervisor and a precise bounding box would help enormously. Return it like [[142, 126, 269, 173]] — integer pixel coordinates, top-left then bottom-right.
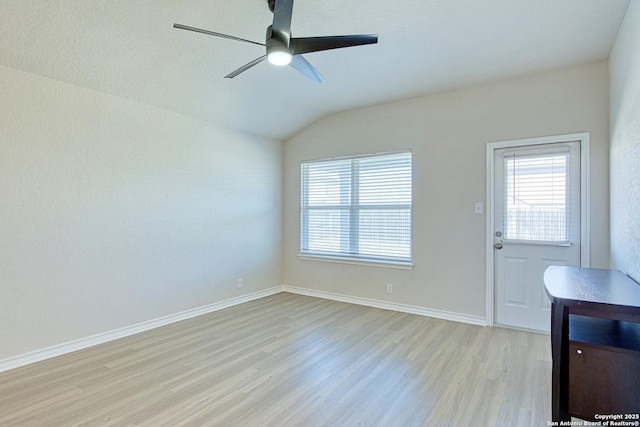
[[503, 151, 571, 243]]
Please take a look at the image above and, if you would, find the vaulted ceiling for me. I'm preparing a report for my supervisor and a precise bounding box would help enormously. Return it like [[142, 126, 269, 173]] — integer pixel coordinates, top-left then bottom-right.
[[0, 0, 630, 140]]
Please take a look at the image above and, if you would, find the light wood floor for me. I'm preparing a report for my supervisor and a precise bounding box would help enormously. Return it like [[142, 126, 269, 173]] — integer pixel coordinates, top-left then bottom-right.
[[0, 293, 551, 426]]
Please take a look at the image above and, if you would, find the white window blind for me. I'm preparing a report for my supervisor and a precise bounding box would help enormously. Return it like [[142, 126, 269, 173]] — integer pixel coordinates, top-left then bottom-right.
[[503, 151, 570, 242], [300, 151, 412, 265]]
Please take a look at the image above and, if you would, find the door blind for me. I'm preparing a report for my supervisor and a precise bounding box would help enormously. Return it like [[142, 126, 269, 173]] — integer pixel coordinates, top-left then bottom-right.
[[503, 152, 570, 242]]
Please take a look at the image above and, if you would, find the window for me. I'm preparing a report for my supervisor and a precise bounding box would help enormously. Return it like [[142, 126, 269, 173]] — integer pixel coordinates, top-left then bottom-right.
[[300, 151, 412, 266], [503, 151, 570, 242]]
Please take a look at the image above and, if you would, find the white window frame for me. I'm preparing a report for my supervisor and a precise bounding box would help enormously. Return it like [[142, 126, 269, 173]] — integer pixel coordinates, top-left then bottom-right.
[[299, 151, 413, 269], [501, 146, 574, 244]]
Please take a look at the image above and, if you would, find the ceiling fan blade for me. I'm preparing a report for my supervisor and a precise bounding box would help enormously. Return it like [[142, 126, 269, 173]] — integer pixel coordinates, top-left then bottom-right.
[[174, 23, 266, 47], [225, 55, 267, 79], [289, 55, 325, 83], [271, 0, 294, 45], [290, 34, 378, 55]]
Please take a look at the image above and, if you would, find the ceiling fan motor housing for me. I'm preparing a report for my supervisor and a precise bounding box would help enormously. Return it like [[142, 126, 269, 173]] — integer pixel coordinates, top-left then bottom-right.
[[265, 25, 293, 65], [266, 25, 291, 55], [266, 25, 288, 48]]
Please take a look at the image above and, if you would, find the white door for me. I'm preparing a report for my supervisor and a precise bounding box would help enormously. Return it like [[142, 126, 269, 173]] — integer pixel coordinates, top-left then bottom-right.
[[494, 141, 581, 332]]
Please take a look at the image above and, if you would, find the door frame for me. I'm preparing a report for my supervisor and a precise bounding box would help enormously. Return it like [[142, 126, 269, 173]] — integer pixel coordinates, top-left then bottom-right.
[[485, 132, 591, 327]]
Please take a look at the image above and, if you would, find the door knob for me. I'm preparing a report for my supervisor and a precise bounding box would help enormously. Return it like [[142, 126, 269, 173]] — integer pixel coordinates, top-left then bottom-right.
[[495, 243, 503, 250]]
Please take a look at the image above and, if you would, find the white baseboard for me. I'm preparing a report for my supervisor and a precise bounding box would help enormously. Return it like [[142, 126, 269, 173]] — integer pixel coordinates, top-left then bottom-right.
[[282, 285, 487, 326], [0, 286, 283, 374], [2, 285, 486, 374]]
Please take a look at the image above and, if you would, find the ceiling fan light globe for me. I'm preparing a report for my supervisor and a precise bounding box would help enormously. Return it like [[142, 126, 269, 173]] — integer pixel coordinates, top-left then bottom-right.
[[267, 50, 293, 66]]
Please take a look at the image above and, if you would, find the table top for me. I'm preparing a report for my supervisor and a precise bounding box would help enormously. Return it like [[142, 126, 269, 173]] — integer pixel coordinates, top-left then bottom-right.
[[544, 266, 640, 314]]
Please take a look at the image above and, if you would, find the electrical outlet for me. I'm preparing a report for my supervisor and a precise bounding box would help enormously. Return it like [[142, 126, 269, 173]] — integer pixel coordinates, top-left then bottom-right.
[[386, 283, 393, 294], [237, 278, 243, 289]]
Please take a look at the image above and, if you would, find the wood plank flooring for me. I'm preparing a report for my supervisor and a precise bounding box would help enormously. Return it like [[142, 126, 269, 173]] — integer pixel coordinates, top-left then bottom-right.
[[0, 293, 551, 426]]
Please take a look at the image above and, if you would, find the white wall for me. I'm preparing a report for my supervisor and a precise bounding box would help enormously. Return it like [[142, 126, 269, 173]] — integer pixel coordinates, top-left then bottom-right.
[[0, 65, 282, 361], [283, 62, 610, 318], [610, 2, 640, 282]]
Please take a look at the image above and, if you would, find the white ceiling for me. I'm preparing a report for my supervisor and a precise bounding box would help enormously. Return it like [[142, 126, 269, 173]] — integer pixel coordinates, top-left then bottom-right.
[[0, 0, 630, 140]]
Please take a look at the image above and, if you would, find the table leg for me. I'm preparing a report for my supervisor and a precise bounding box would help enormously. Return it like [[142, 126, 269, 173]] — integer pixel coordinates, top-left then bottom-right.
[[551, 302, 570, 422]]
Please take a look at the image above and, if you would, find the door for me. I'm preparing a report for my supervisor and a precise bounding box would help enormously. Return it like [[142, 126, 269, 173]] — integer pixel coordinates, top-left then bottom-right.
[[494, 141, 581, 332]]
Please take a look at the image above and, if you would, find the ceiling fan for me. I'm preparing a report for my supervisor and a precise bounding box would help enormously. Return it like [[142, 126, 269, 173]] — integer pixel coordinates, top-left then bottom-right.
[[174, 0, 378, 83]]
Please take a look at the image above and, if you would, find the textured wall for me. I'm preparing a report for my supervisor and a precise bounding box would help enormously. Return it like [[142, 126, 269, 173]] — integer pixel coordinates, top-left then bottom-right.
[[0, 65, 283, 361], [610, 2, 640, 282], [283, 62, 610, 318]]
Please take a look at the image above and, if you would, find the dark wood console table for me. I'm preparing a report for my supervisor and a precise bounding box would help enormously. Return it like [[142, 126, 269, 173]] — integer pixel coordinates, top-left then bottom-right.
[[544, 266, 640, 422]]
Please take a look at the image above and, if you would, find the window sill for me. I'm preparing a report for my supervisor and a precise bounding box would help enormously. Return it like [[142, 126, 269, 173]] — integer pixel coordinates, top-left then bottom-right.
[[297, 254, 414, 270]]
